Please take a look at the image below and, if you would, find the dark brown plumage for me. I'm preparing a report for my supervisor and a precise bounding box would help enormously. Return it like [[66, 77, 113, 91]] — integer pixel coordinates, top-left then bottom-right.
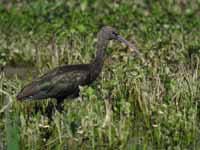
[[16, 26, 139, 110]]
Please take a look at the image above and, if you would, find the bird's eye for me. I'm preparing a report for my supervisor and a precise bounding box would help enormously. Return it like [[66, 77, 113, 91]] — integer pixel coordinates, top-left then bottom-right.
[[112, 31, 118, 36]]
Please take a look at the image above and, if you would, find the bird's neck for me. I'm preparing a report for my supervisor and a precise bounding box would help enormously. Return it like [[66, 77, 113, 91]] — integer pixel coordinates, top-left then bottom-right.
[[93, 38, 108, 68], [89, 37, 109, 81]]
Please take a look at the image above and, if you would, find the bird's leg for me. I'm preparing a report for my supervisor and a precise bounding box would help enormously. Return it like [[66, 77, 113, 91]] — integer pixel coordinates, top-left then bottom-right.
[[45, 102, 55, 120], [56, 99, 64, 112]]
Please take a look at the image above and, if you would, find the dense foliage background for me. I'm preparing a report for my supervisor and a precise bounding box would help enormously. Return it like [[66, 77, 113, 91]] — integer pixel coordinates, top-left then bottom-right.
[[0, 0, 200, 149]]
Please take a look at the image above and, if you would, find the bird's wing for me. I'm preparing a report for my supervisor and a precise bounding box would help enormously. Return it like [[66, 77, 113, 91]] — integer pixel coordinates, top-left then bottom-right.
[[17, 64, 90, 100], [37, 64, 90, 81], [46, 70, 89, 98]]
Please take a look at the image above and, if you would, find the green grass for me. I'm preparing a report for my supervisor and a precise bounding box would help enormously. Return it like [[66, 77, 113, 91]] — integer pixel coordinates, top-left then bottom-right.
[[0, 0, 200, 149]]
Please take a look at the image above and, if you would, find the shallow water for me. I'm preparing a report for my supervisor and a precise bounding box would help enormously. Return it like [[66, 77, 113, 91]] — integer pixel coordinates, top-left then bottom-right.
[[1, 65, 46, 79]]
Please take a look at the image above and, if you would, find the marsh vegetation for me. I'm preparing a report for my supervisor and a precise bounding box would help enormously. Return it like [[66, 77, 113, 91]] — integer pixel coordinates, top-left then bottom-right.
[[0, 0, 200, 149]]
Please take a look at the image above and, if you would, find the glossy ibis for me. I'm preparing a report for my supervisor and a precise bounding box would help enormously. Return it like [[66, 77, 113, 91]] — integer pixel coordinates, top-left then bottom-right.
[[16, 26, 140, 110]]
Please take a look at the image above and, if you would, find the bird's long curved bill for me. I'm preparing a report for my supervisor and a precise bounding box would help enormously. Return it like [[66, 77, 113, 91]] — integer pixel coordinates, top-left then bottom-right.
[[117, 35, 140, 56]]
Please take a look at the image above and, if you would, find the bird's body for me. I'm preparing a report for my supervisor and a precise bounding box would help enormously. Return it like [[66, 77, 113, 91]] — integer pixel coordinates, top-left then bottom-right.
[[17, 63, 101, 102], [17, 26, 139, 109]]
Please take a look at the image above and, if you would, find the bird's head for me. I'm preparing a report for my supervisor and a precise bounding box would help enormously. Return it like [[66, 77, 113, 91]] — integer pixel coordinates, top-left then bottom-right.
[[101, 26, 118, 40], [100, 26, 141, 56]]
